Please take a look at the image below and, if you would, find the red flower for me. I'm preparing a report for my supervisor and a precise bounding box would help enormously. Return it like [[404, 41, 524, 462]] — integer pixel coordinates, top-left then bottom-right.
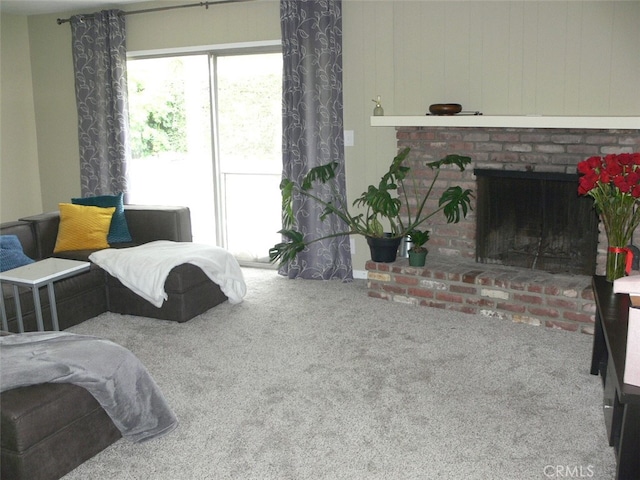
[[577, 156, 599, 174], [617, 152, 636, 166], [604, 158, 623, 177], [627, 171, 640, 189], [614, 175, 631, 193], [577, 152, 640, 198], [578, 172, 598, 195]]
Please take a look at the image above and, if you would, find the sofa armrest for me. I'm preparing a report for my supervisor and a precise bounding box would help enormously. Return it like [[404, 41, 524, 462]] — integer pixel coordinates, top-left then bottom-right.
[[124, 205, 192, 243], [17, 212, 60, 259]]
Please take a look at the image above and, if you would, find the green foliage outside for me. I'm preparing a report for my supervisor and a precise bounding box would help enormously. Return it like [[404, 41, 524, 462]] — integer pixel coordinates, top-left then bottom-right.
[[127, 53, 281, 166], [216, 54, 282, 169], [128, 59, 188, 158]]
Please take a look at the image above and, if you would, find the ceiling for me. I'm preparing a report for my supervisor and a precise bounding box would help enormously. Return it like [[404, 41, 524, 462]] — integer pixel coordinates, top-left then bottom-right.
[[0, 0, 155, 16]]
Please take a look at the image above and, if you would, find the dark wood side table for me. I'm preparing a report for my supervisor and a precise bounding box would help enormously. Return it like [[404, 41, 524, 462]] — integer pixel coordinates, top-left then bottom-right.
[[590, 275, 640, 480]]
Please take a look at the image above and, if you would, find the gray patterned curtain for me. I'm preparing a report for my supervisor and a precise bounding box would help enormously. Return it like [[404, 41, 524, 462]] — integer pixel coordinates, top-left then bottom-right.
[[279, 0, 352, 280], [71, 10, 130, 197]]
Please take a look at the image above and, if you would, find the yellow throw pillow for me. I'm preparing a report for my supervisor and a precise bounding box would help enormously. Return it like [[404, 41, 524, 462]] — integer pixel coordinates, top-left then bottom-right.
[[53, 203, 116, 253]]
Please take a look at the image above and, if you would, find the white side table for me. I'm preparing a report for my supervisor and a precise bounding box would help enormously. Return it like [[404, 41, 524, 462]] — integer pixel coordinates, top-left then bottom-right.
[[0, 258, 91, 332]]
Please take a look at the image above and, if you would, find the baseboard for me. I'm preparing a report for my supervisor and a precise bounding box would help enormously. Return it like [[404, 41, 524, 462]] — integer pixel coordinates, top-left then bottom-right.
[[240, 263, 367, 280]]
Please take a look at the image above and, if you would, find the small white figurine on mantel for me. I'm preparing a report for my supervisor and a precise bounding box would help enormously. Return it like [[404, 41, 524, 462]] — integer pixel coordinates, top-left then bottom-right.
[[372, 95, 384, 116]]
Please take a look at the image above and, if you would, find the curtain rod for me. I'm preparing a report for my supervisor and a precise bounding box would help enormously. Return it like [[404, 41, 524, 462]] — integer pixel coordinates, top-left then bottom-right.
[[56, 0, 250, 25]]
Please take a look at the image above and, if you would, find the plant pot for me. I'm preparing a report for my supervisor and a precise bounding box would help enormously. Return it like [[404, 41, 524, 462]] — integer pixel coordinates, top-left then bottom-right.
[[366, 235, 402, 263], [408, 249, 428, 267], [398, 236, 414, 258]]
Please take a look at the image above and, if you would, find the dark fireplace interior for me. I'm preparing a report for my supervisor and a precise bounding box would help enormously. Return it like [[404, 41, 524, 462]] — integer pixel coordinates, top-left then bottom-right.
[[475, 169, 599, 275]]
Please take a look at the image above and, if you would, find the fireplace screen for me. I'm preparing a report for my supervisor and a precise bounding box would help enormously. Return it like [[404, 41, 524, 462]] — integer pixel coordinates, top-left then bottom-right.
[[475, 169, 599, 275]]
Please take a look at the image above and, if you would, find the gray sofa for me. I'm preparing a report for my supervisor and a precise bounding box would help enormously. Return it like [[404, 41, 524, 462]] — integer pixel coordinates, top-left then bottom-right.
[[1, 205, 228, 332], [1, 205, 229, 480]]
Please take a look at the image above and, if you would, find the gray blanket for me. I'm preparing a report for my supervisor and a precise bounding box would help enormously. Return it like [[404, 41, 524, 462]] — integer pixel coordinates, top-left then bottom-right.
[[0, 332, 178, 443]]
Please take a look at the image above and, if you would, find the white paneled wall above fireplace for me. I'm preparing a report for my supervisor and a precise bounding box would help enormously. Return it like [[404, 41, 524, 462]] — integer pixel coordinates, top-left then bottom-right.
[[344, 1, 640, 119]]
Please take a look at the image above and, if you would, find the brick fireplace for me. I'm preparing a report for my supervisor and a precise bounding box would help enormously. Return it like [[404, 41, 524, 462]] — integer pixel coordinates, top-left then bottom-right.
[[366, 122, 640, 334]]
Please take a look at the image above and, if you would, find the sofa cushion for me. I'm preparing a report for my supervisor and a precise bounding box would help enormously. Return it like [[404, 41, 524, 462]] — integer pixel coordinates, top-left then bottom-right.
[[105, 262, 229, 322], [0, 383, 112, 452], [1, 383, 121, 480], [53, 203, 115, 253], [53, 249, 105, 262], [72, 192, 132, 244], [123, 205, 193, 243], [0, 235, 34, 272]]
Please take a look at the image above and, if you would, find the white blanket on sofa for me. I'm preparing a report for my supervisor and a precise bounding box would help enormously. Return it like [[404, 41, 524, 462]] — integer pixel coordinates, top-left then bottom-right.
[[89, 241, 246, 308]]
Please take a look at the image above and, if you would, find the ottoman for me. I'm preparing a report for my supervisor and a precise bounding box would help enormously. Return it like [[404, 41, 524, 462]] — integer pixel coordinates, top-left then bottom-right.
[[106, 263, 229, 322], [1, 383, 121, 480]]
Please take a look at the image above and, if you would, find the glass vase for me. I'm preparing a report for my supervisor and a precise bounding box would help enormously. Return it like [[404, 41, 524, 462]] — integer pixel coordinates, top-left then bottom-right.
[[606, 246, 629, 282]]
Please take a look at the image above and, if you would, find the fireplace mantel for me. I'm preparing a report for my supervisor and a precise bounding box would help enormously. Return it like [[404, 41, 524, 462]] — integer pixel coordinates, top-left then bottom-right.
[[370, 115, 640, 130]]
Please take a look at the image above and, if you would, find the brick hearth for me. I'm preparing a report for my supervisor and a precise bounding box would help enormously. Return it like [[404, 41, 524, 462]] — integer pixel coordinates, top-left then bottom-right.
[[366, 124, 640, 334], [367, 255, 594, 334]]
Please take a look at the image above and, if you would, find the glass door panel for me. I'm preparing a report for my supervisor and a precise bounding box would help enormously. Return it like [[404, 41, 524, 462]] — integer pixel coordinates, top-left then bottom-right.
[[127, 55, 216, 244], [215, 53, 282, 262], [127, 49, 283, 263]]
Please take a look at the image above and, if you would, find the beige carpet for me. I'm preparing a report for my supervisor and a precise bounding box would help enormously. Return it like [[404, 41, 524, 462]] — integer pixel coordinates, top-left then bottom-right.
[[63, 267, 616, 479]]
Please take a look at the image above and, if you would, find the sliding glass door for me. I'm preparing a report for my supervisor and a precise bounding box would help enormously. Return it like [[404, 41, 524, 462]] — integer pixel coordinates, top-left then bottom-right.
[[215, 53, 282, 263], [127, 48, 282, 264], [128, 55, 216, 243]]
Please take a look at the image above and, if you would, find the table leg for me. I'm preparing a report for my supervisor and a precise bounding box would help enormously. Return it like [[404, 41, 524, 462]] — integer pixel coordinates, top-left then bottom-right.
[[591, 311, 606, 376], [617, 404, 640, 480], [0, 291, 8, 331], [47, 282, 60, 331], [32, 286, 44, 331], [12, 285, 24, 333]]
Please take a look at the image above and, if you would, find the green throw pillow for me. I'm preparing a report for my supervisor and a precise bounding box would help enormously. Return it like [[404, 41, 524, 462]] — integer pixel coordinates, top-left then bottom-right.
[[72, 192, 133, 243]]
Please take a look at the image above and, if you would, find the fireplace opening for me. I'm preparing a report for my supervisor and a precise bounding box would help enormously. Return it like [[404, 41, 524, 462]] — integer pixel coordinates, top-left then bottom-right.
[[474, 169, 599, 275]]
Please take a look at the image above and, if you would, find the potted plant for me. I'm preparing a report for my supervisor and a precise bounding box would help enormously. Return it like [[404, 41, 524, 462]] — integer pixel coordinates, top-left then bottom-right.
[[269, 147, 473, 265], [407, 229, 430, 267]]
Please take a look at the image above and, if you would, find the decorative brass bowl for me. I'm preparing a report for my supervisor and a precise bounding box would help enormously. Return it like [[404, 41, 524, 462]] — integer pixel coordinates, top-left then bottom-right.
[[428, 103, 462, 115]]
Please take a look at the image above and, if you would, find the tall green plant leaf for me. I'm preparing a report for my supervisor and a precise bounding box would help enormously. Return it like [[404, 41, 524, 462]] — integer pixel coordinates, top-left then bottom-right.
[[440, 186, 473, 223], [427, 154, 472, 171], [269, 229, 306, 264], [302, 162, 339, 190], [353, 186, 402, 217], [352, 148, 411, 220], [280, 178, 295, 229]]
